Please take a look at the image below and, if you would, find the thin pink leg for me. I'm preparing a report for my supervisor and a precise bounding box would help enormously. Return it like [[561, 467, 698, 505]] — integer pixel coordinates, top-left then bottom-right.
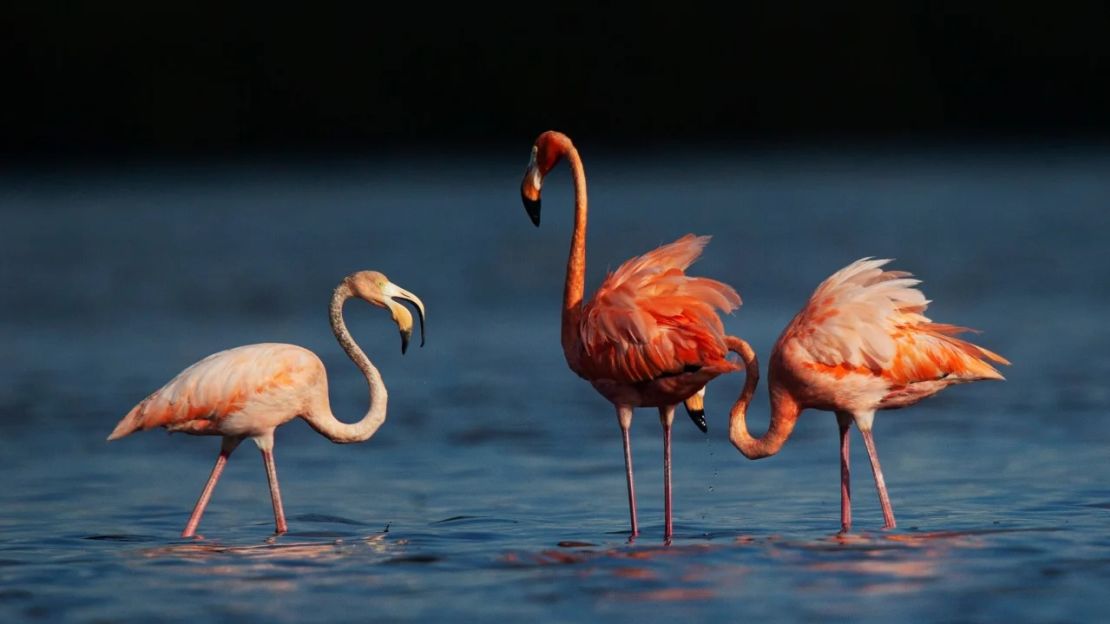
[[660, 405, 676, 542], [617, 405, 638, 537], [182, 437, 240, 538], [837, 413, 852, 533], [860, 429, 897, 529], [662, 420, 673, 541], [261, 449, 288, 535]]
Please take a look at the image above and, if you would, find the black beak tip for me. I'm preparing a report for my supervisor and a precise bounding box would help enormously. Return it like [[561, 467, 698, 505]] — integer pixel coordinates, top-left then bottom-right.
[[401, 332, 411, 355], [523, 196, 541, 227], [688, 410, 708, 434]]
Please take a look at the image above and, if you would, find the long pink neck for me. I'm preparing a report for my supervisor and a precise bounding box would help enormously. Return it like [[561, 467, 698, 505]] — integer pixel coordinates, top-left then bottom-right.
[[725, 337, 801, 459], [303, 283, 389, 444], [560, 144, 588, 356]]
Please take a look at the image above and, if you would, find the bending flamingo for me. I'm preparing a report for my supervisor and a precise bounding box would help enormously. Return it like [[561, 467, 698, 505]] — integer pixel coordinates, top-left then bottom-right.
[[521, 130, 746, 540], [722, 258, 1008, 531], [108, 271, 426, 538]]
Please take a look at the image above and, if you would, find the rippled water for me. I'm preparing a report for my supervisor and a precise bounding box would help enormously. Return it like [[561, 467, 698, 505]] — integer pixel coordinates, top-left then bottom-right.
[[2, 148, 1108, 622]]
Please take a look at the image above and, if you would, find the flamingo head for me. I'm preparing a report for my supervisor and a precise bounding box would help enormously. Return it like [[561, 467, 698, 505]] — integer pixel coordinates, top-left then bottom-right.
[[521, 130, 572, 227], [346, 271, 426, 354]]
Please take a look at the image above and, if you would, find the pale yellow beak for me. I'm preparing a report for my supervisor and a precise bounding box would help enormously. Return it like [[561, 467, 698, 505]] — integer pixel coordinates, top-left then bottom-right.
[[383, 282, 426, 354]]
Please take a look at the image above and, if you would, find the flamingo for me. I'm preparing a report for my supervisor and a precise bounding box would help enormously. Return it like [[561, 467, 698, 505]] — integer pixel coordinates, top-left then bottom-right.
[[520, 130, 747, 540], [107, 271, 426, 538], [722, 258, 1009, 531]]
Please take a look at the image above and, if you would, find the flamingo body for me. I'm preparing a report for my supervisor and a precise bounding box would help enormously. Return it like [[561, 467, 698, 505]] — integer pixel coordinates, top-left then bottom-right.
[[109, 344, 326, 441], [574, 234, 742, 407], [774, 258, 1007, 415]]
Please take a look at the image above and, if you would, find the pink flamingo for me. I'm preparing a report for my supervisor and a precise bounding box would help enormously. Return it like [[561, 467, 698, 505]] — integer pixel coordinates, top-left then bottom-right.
[[521, 130, 748, 540], [108, 271, 426, 538], [723, 258, 1009, 531]]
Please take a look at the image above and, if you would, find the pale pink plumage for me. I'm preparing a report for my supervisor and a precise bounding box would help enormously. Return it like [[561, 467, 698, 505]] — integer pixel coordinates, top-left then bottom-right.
[[109, 271, 425, 538], [109, 344, 325, 440]]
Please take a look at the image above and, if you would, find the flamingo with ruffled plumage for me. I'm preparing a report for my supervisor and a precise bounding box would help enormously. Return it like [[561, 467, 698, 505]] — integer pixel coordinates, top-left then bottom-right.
[[521, 130, 749, 540], [721, 258, 1009, 531]]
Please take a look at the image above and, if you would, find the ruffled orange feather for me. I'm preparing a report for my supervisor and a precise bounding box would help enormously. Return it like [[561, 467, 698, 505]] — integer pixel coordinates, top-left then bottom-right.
[[782, 258, 1009, 388], [574, 234, 741, 383]]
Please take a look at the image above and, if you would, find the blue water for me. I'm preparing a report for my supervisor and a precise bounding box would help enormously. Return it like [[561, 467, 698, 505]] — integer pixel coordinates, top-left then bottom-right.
[[2, 147, 1109, 622]]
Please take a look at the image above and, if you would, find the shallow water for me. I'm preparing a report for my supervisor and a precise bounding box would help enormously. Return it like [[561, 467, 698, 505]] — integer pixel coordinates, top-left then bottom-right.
[[2, 148, 1109, 622]]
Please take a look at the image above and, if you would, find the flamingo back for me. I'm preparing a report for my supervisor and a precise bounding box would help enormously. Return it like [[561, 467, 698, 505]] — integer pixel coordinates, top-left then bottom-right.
[[575, 234, 742, 384], [108, 343, 325, 440], [779, 258, 1009, 397]]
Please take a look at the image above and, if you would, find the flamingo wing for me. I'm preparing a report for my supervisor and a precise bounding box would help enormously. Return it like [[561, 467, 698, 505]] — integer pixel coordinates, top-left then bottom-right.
[[577, 234, 742, 383], [108, 343, 321, 440], [781, 258, 1009, 386]]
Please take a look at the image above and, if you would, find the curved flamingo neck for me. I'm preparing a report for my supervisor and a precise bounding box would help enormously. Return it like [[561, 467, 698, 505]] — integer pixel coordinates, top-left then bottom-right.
[[304, 283, 389, 444], [561, 143, 588, 355], [726, 337, 801, 459]]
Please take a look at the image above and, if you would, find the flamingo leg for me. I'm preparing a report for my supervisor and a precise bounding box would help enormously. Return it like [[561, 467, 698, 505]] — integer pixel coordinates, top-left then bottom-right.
[[261, 448, 289, 535], [859, 427, 897, 529], [836, 412, 852, 533], [617, 405, 638, 537], [182, 436, 241, 538], [660, 405, 676, 542]]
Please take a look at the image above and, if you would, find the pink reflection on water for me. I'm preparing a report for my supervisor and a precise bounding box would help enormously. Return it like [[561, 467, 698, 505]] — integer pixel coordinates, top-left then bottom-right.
[[606, 587, 717, 602], [138, 532, 397, 561], [516, 528, 1009, 601], [501, 541, 737, 602], [129, 532, 403, 593], [791, 529, 997, 596]]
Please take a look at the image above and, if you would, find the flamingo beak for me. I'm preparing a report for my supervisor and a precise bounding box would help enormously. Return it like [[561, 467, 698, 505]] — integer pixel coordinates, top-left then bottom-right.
[[521, 146, 542, 227], [684, 387, 708, 433], [383, 282, 426, 354]]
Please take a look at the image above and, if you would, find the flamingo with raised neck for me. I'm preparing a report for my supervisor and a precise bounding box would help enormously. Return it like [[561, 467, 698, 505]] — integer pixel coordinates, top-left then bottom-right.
[[108, 270, 426, 538], [521, 130, 752, 540]]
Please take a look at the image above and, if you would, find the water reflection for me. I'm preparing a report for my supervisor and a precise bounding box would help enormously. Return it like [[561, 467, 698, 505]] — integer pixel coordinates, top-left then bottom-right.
[[122, 533, 403, 594], [495, 526, 1068, 605], [136, 532, 398, 562]]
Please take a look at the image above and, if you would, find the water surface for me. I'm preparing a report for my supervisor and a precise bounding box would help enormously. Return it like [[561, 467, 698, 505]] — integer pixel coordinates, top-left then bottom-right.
[[1, 148, 1108, 622]]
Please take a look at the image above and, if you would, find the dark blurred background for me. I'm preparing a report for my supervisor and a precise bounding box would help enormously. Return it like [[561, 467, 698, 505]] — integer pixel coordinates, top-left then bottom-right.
[[4, 2, 1109, 159], [2, 9, 1110, 622]]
